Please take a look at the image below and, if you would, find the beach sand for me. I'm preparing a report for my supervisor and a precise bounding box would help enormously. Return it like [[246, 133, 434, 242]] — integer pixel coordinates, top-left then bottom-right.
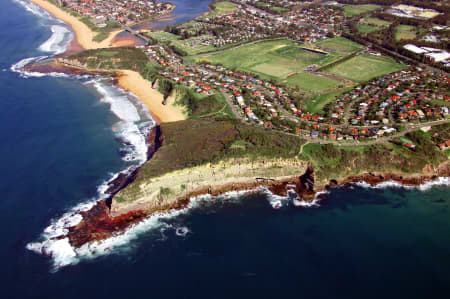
[[28, 1, 186, 124], [29, 0, 121, 50], [117, 70, 186, 123]]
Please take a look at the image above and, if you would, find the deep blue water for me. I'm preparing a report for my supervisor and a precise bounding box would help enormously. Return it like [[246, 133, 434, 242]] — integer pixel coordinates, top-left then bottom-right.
[[2, 1, 450, 298]]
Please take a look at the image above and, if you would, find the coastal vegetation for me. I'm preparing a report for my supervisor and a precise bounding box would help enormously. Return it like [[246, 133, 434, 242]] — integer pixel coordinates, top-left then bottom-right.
[[112, 117, 449, 213]]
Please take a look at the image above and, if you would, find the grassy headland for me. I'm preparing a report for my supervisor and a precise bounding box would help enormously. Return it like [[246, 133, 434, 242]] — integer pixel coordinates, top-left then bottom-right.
[[110, 118, 449, 216]]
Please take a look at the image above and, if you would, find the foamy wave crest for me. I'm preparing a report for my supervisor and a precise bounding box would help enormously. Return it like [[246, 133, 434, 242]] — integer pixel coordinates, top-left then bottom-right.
[[292, 190, 326, 207], [10, 56, 47, 77], [26, 198, 99, 270], [39, 25, 73, 55], [10, 56, 90, 79], [353, 177, 450, 191], [13, 0, 55, 21], [87, 79, 155, 163], [27, 186, 320, 270]]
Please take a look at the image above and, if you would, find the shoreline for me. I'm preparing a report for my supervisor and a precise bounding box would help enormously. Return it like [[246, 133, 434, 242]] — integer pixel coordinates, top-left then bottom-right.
[[116, 70, 186, 124], [67, 158, 450, 248], [28, 0, 121, 50]]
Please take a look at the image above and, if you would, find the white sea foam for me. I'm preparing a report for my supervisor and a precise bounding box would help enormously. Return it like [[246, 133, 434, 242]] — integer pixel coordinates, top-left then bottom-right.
[[13, 0, 55, 21], [39, 25, 73, 55], [28, 175, 450, 271], [10, 56, 91, 79], [87, 79, 154, 163], [292, 190, 327, 207], [26, 78, 156, 270], [353, 177, 450, 191], [175, 226, 191, 237]]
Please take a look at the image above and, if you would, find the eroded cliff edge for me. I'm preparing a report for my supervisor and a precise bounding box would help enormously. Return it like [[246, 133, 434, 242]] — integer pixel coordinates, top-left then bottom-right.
[[66, 118, 450, 248]]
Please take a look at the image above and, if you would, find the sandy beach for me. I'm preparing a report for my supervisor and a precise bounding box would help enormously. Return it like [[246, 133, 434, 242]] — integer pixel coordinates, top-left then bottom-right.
[[29, 0, 121, 49], [117, 70, 186, 123]]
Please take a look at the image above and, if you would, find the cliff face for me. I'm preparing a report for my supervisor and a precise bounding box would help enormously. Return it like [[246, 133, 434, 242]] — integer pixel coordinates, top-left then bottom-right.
[[65, 160, 450, 248]]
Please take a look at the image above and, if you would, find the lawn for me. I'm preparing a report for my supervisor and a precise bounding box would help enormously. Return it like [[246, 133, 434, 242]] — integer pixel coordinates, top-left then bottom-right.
[[357, 18, 392, 34], [395, 25, 417, 41], [205, 1, 238, 17], [357, 24, 381, 34], [307, 87, 352, 114], [364, 18, 392, 26], [343, 4, 381, 17], [196, 40, 344, 80], [325, 54, 407, 83], [147, 31, 181, 42], [314, 37, 365, 55], [287, 73, 340, 93]]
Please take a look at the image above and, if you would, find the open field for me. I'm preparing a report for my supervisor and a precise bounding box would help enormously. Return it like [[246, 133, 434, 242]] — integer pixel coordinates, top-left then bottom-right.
[[306, 87, 352, 114], [287, 72, 340, 93], [314, 37, 365, 55], [395, 25, 417, 41], [324, 54, 407, 83], [195, 39, 349, 88], [205, 1, 238, 17], [358, 17, 392, 34], [343, 4, 381, 17], [193, 38, 374, 90], [146, 31, 181, 42]]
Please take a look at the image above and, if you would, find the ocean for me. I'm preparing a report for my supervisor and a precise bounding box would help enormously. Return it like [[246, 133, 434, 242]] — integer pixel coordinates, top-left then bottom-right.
[[2, 0, 450, 298]]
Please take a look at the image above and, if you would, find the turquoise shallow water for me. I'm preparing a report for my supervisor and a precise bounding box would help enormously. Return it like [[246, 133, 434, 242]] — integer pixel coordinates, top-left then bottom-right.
[[2, 1, 450, 298]]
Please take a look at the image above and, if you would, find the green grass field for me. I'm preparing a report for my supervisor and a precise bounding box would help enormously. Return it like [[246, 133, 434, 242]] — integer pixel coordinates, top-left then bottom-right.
[[147, 31, 181, 42], [196, 39, 343, 78], [364, 18, 392, 26], [395, 25, 417, 41], [314, 37, 365, 55], [357, 24, 380, 34], [325, 54, 407, 83], [194, 38, 369, 91], [205, 1, 238, 17], [343, 4, 381, 17], [357, 18, 392, 34], [307, 87, 352, 114], [287, 73, 340, 93]]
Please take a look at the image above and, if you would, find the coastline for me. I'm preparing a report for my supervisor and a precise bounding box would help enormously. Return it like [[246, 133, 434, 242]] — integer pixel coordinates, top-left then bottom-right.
[[28, 0, 121, 50], [116, 70, 186, 124], [67, 157, 450, 248]]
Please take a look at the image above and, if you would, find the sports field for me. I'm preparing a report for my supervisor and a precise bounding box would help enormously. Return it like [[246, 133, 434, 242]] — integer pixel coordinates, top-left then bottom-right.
[[357, 18, 392, 34], [196, 39, 342, 79], [395, 25, 417, 41], [205, 1, 238, 17], [343, 4, 380, 17], [314, 37, 365, 55], [287, 73, 340, 93], [324, 55, 407, 83]]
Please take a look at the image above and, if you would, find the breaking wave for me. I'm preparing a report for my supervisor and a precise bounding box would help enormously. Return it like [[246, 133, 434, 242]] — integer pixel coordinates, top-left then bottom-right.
[[39, 25, 73, 55], [13, 0, 56, 21], [353, 177, 450, 191], [26, 175, 450, 271], [26, 78, 156, 271], [11, 0, 72, 77], [86, 79, 155, 163]]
